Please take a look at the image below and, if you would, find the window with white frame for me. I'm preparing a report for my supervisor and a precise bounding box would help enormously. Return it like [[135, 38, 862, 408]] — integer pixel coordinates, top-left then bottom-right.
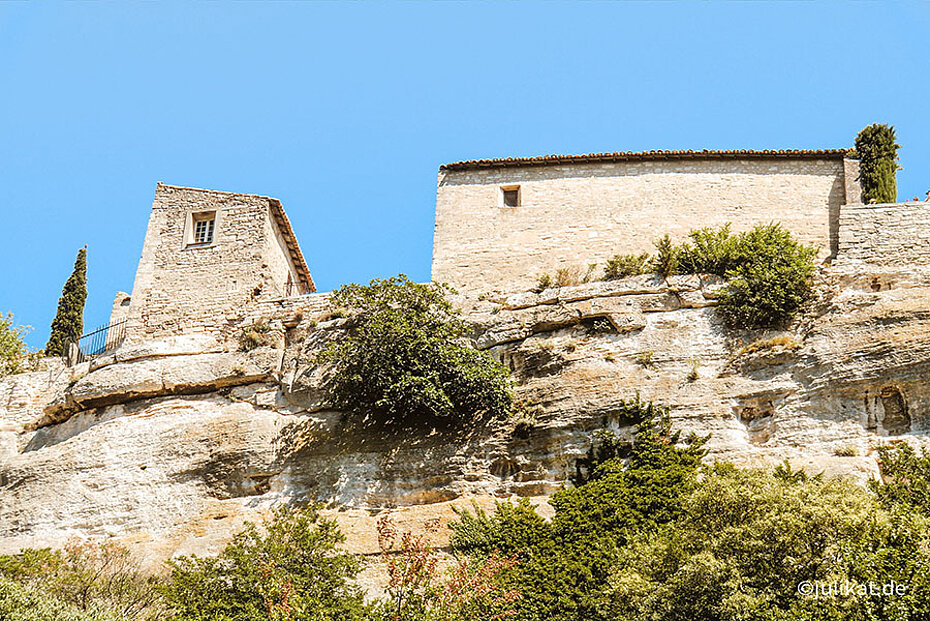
[[190, 212, 215, 245]]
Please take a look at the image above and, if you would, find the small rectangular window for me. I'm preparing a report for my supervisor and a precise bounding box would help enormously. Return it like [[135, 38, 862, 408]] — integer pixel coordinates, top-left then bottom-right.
[[501, 185, 520, 207], [192, 213, 215, 245]]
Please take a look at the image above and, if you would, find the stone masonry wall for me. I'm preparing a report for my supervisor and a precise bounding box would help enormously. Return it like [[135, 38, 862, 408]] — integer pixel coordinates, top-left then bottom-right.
[[124, 185, 299, 345], [263, 211, 302, 298], [432, 158, 855, 293], [837, 201, 930, 265]]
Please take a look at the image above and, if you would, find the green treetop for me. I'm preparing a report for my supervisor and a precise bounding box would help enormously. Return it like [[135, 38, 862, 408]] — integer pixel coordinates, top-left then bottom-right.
[[45, 247, 88, 357], [855, 123, 900, 204]]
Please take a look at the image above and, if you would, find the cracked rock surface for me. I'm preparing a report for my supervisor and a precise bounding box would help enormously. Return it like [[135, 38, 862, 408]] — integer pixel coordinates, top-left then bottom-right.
[[1, 268, 929, 575]]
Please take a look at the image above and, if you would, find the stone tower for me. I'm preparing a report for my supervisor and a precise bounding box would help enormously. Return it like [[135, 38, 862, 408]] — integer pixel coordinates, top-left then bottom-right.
[[123, 183, 314, 344]]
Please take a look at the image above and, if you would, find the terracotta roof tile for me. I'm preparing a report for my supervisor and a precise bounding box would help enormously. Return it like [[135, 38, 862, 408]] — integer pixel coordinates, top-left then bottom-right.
[[441, 149, 850, 171]]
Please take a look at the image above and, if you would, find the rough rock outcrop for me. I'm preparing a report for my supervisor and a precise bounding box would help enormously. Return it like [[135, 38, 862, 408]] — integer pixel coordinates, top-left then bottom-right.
[[2, 268, 928, 573]]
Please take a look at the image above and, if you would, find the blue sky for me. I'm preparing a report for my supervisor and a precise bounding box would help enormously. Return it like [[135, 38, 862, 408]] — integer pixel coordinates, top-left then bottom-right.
[[1, 2, 928, 348]]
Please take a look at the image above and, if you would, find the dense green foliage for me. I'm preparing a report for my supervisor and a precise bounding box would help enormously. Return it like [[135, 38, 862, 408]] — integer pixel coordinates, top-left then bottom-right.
[[46, 247, 88, 357], [0, 577, 109, 621], [601, 463, 930, 621], [713, 223, 817, 329], [855, 124, 900, 204], [451, 438, 930, 621], [164, 506, 368, 621], [0, 313, 35, 377], [0, 541, 160, 621], [450, 400, 707, 621], [318, 274, 512, 426], [870, 442, 930, 514], [604, 224, 816, 329], [603, 253, 651, 279], [677, 223, 741, 275]]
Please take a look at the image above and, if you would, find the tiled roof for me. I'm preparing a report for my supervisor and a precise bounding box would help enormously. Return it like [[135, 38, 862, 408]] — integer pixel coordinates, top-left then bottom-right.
[[441, 149, 851, 171]]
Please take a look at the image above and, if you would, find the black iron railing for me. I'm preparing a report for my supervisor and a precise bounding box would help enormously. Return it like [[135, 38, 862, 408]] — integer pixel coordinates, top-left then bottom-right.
[[69, 319, 128, 365]]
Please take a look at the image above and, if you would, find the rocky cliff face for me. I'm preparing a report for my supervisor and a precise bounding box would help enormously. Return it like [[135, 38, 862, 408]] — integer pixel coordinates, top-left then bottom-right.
[[2, 264, 929, 582]]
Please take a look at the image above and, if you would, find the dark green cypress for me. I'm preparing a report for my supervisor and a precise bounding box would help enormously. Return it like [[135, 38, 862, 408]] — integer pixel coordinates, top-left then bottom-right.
[[45, 246, 88, 356], [855, 123, 900, 204]]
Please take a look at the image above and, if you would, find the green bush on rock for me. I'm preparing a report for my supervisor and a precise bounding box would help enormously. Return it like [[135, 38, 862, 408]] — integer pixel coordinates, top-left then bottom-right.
[[318, 274, 512, 426], [714, 223, 817, 330]]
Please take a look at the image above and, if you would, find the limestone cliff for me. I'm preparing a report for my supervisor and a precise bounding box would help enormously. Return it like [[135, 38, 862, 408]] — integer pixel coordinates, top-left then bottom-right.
[[2, 260, 929, 582]]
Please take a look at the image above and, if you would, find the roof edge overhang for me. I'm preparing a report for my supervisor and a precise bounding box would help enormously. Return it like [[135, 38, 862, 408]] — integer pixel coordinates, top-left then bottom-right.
[[441, 149, 851, 171], [268, 198, 316, 294]]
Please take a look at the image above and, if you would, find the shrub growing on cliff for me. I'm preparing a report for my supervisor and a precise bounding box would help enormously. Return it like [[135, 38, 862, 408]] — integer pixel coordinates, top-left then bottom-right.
[[855, 123, 900, 204], [46, 247, 88, 357], [677, 224, 741, 275], [163, 506, 368, 621], [318, 274, 512, 426], [715, 223, 817, 329], [0, 313, 36, 377], [650, 235, 679, 278], [604, 253, 650, 280]]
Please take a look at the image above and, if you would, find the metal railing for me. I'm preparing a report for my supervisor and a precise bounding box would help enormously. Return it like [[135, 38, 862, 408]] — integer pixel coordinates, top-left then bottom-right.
[[68, 319, 128, 365]]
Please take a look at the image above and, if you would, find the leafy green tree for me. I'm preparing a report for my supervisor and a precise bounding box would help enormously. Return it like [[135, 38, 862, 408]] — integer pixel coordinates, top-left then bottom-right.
[[318, 274, 512, 426], [870, 442, 930, 515], [598, 463, 930, 621], [163, 506, 369, 621], [450, 399, 706, 621], [855, 124, 900, 204], [46, 247, 88, 357], [0, 313, 34, 377]]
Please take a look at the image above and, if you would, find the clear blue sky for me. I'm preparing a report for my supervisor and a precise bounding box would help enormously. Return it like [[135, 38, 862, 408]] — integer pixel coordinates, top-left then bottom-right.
[[1, 3, 928, 348]]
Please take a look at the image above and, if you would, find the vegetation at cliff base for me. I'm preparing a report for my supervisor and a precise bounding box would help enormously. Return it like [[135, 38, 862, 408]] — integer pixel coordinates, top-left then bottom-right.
[[45, 247, 88, 357], [0, 313, 36, 377], [855, 123, 900, 204], [318, 274, 512, 426], [450, 399, 708, 621], [3, 431, 930, 620], [164, 506, 368, 621]]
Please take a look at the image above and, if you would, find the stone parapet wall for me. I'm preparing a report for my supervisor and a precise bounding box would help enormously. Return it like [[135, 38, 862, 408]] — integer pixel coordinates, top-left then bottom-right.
[[245, 292, 334, 324], [432, 157, 855, 293], [837, 201, 930, 265]]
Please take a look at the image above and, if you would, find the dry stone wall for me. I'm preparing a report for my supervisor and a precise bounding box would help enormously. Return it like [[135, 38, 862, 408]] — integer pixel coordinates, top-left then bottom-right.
[[432, 157, 856, 293]]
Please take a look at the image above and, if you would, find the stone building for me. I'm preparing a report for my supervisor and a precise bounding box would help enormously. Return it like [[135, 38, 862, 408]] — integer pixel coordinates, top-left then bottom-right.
[[121, 184, 314, 343], [431, 149, 862, 293]]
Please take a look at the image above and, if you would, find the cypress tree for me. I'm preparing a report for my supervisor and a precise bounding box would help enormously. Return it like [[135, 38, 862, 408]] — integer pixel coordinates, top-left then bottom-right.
[[45, 246, 88, 356], [855, 123, 900, 204]]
